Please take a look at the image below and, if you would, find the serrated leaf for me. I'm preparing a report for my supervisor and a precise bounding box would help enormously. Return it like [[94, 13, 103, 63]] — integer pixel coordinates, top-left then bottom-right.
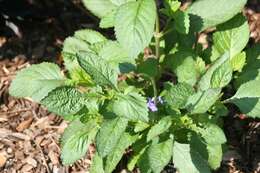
[[198, 53, 230, 91], [77, 52, 118, 88], [96, 117, 128, 157], [173, 142, 211, 173], [199, 123, 227, 145], [61, 119, 98, 165], [188, 0, 247, 32], [186, 88, 221, 114], [104, 133, 138, 173], [228, 80, 260, 118], [9, 63, 65, 102], [148, 139, 173, 173], [74, 29, 107, 44], [40, 87, 85, 117], [213, 14, 249, 59], [137, 58, 158, 77], [173, 10, 190, 34], [89, 153, 104, 173], [115, 0, 156, 58], [210, 61, 232, 88], [171, 51, 198, 86], [195, 57, 206, 75], [113, 92, 149, 122], [134, 121, 150, 133], [147, 116, 172, 142], [163, 82, 194, 109], [230, 52, 246, 72]]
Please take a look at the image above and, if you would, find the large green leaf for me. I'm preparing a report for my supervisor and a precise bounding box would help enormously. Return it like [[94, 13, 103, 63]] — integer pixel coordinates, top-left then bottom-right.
[[173, 10, 190, 34], [186, 89, 221, 114], [198, 53, 230, 91], [210, 61, 233, 89], [147, 139, 173, 173], [61, 119, 98, 165], [77, 52, 118, 88], [188, 0, 247, 32], [115, 0, 156, 58], [82, 0, 117, 18], [89, 153, 105, 173], [199, 123, 227, 145], [9, 63, 65, 102], [163, 82, 194, 109], [147, 116, 172, 142], [113, 92, 149, 122], [40, 87, 85, 117], [228, 80, 260, 118], [104, 133, 138, 173], [74, 29, 107, 44], [213, 14, 249, 59], [172, 142, 211, 173], [171, 51, 198, 86], [96, 117, 128, 157]]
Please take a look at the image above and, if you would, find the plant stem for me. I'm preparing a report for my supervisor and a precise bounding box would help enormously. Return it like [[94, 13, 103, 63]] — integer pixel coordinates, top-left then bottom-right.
[[151, 78, 158, 100]]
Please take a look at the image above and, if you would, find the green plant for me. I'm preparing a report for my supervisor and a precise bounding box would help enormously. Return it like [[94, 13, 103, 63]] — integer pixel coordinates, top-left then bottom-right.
[[10, 0, 260, 172]]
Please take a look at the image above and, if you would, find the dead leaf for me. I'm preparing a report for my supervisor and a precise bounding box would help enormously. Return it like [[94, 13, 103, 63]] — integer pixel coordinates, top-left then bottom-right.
[[0, 153, 7, 167], [16, 117, 33, 132]]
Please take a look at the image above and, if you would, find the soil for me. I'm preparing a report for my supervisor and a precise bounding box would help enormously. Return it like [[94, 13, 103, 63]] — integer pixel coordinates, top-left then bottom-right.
[[0, 0, 260, 173]]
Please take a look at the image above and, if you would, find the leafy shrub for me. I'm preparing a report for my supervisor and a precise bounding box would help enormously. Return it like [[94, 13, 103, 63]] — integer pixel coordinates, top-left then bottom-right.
[[10, 0, 260, 172]]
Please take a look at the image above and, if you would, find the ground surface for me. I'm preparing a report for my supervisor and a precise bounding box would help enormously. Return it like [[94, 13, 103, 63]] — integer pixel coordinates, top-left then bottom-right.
[[0, 0, 260, 173]]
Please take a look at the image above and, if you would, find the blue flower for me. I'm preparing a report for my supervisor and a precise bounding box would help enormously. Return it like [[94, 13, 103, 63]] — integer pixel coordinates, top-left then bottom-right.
[[147, 97, 164, 112]]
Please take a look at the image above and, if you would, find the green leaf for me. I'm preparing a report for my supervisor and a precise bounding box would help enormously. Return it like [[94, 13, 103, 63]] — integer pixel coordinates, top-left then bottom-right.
[[147, 139, 173, 173], [173, 10, 190, 34], [82, 0, 117, 18], [113, 92, 149, 122], [115, 0, 156, 58], [9, 63, 65, 102], [147, 116, 172, 142], [188, 0, 247, 32], [199, 123, 227, 145], [134, 121, 150, 133], [172, 142, 211, 173], [228, 80, 260, 118], [40, 87, 85, 117], [98, 41, 133, 72], [195, 57, 206, 75], [96, 117, 128, 157], [90, 153, 105, 173], [163, 82, 194, 109], [137, 58, 158, 77], [207, 144, 222, 170], [61, 119, 98, 165], [186, 88, 221, 114], [104, 133, 138, 173], [74, 29, 107, 44], [171, 51, 198, 86], [198, 53, 230, 91], [230, 52, 246, 72], [99, 10, 116, 28], [213, 14, 250, 59], [210, 61, 232, 88], [77, 52, 118, 88]]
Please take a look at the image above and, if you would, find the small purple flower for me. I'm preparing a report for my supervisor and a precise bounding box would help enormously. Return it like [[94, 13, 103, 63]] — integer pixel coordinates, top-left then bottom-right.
[[147, 98, 158, 112], [147, 97, 164, 112]]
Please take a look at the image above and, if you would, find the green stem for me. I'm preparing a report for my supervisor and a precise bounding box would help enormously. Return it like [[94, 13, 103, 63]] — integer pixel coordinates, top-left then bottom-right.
[[151, 78, 158, 101]]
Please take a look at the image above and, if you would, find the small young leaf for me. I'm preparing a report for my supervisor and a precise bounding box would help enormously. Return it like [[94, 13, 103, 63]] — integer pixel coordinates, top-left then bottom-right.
[[61, 119, 98, 165], [104, 133, 138, 173], [147, 116, 172, 142], [77, 52, 118, 88], [188, 0, 247, 32], [172, 142, 211, 173], [9, 63, 65, 102], [113, 92, 149, 122], [213, 14, 249, 59], [96, 117, 128, 157], [163, 82, 194, 109], [115, 0, 156, 58], [40, 87, 85, 117], [228, 80, 260, 118], [210, 61, 232, 88], [186, 89, 221, 114]]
